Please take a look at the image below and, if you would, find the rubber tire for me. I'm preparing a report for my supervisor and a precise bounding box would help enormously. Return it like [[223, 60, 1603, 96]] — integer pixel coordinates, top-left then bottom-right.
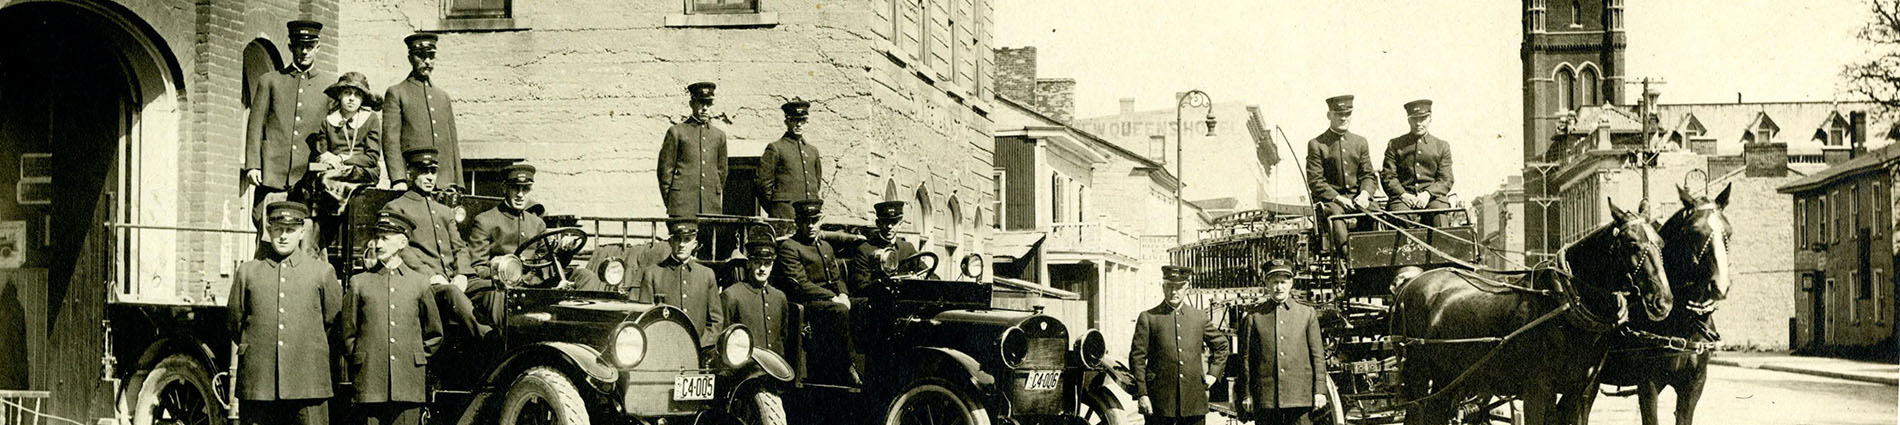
[[746, 390, 787, 425], [884, 381, 991, 425], [496, 366, 591, 425], [128, 354, 225, 425], [1078, 394, 1126, 425]]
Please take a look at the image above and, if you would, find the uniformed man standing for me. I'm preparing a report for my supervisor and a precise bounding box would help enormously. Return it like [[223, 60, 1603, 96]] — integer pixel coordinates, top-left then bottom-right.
[[1381, 99, 1454, 226], [1305, 95, 1378, 251], [379, 147, 485, 340], [341, 212, 443, 425], [772, 200, 857, 385], [244, 20, 332, 209], [227, 202, 345, 425], [1234, 260, 1328, 425], [1128, 265, 1229, 425], [844, 200, 918, 292], [631, 216, 724, 349], [758, 98, 823, 219], [382, 33, 463, 192], [465, 164, 545, 308], [657, 82, 729, 218], [722, 241, 792, 356]]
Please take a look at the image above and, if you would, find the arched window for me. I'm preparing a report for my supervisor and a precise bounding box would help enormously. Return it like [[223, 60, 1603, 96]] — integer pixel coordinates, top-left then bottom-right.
[[1579, 66, 1600, 106], [883, 179, 900, 202], [241, 39, 282, 110], [946, 195, 964, 254], [1556, 67, 1577, 111], [914, 186, 933, 237], [1571, 0, 1583, 27]]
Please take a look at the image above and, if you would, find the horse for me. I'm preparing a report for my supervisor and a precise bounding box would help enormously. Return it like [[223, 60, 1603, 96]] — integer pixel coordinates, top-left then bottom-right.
[[1585, 184, 1733, 425], [1392, 200, 1673, 425]]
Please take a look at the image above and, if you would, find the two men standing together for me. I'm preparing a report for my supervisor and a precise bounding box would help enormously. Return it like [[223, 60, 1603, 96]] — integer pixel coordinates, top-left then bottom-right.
[[1130, 262, 1328, 425]]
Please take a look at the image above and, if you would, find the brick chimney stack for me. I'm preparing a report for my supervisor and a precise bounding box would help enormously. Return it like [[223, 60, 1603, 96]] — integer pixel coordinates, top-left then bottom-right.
[[1033, 79, 1076, 123], [1120, 98, 1136, 115], [994, 47, 1037, 103]]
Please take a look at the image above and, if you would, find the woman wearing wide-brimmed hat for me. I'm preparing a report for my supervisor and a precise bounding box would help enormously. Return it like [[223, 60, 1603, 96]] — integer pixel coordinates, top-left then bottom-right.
[[306, 71, 385, 247]]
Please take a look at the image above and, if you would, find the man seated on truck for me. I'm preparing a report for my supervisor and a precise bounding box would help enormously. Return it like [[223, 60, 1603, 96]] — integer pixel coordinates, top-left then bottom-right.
[[722, 240, 791, 356], [227, 201, 345, 425], [772, 200, 858, 385], [378, 147, 487, 341], [629, 216, 724, 350]]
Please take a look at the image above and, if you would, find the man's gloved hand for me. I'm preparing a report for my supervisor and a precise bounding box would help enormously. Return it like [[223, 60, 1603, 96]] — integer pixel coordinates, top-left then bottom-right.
[[1354, 192, 1374, 210], [1334, 195, 1357, 211], [1315, 393, 1329, 409], [1138, 396, 1153, 415], [1204, 374, 1216, 388], [451, 275, 469, 291], [831, 293, 852, 309], [430, 275, 450, 287], [1418, 192, 1433, 208]]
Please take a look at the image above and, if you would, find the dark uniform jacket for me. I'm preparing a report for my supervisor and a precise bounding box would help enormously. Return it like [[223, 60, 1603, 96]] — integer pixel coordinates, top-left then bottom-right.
[[245, 66, 332, 190], [1304, 130, 1378, 201], [342, 261, 443, 403], [632, 256, 724, 348], [721, 281, 791, 356], [758, 133, 823, 203], [843, 235, 917, 293], [1381, 133, 1454, 198], [1234, 301, 1326, 411], [383, 190, 472, 278], [227, 250, 344, 401], [1129, 301, 1229, 417], [772, 236, 844, 303], [656, 117, 728, 216], [382, 75, 462, 187], [467, 202, 546, 278]]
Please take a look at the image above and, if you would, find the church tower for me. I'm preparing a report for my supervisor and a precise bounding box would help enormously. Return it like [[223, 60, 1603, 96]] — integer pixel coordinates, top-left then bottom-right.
[[1521, 0, 1625, 258]]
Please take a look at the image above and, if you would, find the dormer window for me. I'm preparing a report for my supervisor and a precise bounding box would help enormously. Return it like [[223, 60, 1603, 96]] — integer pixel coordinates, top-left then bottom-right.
[[1825, 112, 1850, 147], [1747, 113, 1780, 144]]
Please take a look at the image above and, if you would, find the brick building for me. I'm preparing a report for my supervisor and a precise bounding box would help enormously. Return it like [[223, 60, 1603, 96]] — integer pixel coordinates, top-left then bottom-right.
[[1471, 175, 1527, 269], [338, 0, 1000, 262], [1779, 142, 1899, 358], [0, 0, 335, 418]]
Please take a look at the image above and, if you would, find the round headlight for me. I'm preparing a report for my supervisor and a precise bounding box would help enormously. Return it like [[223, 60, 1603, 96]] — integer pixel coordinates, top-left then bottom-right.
[[603, 259, 626, 287], [961, 253, 985, 280], [1078, 329, 1107, 369], [721, 326, 754, 368], [1000, 328, 1029, 368], [611, 324, 646, 368]]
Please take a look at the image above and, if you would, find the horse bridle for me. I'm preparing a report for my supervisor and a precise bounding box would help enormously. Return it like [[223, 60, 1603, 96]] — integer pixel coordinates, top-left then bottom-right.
[[1669, 204, 1729, 316]]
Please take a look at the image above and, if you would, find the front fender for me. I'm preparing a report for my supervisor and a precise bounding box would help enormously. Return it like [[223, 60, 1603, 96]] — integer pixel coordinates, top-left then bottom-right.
[[1084, 369, 1126, 410], [746, 349, 795, 382], [911, 346, 996, 390], [484, 342, 619, 393]]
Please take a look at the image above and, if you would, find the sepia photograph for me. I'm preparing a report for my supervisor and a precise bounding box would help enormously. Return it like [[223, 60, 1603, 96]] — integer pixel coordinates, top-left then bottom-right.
[[0, 0, 1893, 424]]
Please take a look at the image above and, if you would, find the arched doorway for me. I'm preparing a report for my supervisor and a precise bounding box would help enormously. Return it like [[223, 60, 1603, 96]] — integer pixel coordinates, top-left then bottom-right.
[[0, 0, 183, 418]]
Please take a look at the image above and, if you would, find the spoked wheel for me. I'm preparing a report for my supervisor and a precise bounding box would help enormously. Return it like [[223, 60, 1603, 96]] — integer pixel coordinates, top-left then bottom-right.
[[128, 354, 223, 425], [497, 367, 589, 425], [725, 384, 787, 425], [1310, 375, 1348, 425], [1076, 394, 1125, 425], [1455, 396, 1521, 425], [884, 381, 991, 425]]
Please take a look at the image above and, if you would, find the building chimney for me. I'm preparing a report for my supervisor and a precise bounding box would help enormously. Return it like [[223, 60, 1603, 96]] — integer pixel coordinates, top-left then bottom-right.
[[1120, 98, 1136, 115], [1742, 142, 1788, 177], [1034, 78, 1076, 123], [1851, 111, 1868, 159], [1736, 92, 1743, 104], [994, 47, 1038, 104]]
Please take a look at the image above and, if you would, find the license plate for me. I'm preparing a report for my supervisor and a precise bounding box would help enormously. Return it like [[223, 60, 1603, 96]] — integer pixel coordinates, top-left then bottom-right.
[[1022, 370, 1061, 390], [673, 374, 715, 401], [1351, 360, 1382, 374]]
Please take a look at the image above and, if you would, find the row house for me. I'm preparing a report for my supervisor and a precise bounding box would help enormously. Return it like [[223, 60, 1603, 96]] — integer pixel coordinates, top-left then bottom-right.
[[1779, 142, 1899, 358]]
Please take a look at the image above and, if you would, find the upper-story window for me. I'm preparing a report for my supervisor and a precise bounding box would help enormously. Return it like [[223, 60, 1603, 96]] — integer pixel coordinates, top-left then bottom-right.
[[1826, 114, 1850, 147], [1570, 0, 1583, 27], [991, 169, 1005, 229], [1579, 66, 1600, 106], [446, 0, 511, 19], [666, 0, 777, 27], [689, 0, 759, 14], [1556, 67, 1576, 112]]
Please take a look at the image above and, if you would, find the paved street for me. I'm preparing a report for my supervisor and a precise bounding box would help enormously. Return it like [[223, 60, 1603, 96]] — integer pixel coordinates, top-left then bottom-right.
[[1584, 364, 1896, 425]]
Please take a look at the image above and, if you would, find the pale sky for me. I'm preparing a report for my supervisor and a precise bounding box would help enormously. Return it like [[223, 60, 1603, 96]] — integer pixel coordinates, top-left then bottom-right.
[[996, 0, 1876, 201]]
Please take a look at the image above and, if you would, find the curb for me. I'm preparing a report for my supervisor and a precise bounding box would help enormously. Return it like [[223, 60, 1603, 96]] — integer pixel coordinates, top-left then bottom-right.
[[1710, 358, 1900, 386]]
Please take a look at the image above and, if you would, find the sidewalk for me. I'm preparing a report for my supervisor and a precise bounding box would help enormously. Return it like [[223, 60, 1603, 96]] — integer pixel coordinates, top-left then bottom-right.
[[1710, 351, 1899, 386]]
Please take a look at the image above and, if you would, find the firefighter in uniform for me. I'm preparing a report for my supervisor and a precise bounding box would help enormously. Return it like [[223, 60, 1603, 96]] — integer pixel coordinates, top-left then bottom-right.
[[227, 202, 345, 425], [1129, 265, 1229, 425], [341, 212, 443, 425], [772, 199, 858, 385], [465, 164, 545, 309], [631, 216, 725, 349], [844, 200, 918, 292], [758, 98, 823, 219], [244, 20, 333, 212], [1380, 99, 1455, 226], [1305, 95, 1378, 252], [722, 240, 791, 356], [657, 82, 728, 218], [379, 147, 485, 340], [1235, 259, 1328, 425], [382, 33, 463, 191]]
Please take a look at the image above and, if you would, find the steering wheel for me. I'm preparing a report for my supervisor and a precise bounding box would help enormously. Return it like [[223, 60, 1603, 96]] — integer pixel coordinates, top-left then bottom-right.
[[514, 228, 591, 270], [894, 251, 940, 280]]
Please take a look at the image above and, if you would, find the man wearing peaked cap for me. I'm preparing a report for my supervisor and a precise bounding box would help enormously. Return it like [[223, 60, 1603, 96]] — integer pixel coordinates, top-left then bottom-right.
[[722, 240, 792, 356], [631, 215, 723, 348], [380, 146, 486, 341], [339, 209, 442, 425], [759, 98, 824, 219], [228, 201, 346, 425], [245, 20, 334, 212], [658, 82, 729, 218], [467, 164, 546, 283], [1131, 263, 1228, 424], [772, 199, 859, 385], [383, 32, 464, 191], [1381, 99, 1455, 226], [1234, 257, 1328, 424], [1306, 94, 1378, 254], [844, 200, 919, 293]]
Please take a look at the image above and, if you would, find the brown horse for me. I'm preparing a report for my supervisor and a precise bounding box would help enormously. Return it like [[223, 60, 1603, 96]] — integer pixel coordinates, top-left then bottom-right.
[[1393, 201, 1673, 425], [1587, 184, 1733, 425]]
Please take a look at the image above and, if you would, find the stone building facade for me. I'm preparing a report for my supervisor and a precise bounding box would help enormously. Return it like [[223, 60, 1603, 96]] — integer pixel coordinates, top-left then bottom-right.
[[1780, 143, 1900, 358]]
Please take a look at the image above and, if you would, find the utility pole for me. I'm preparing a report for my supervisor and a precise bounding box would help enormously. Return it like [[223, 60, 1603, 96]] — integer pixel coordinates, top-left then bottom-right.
[[1628, 78, 1667, 210]]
